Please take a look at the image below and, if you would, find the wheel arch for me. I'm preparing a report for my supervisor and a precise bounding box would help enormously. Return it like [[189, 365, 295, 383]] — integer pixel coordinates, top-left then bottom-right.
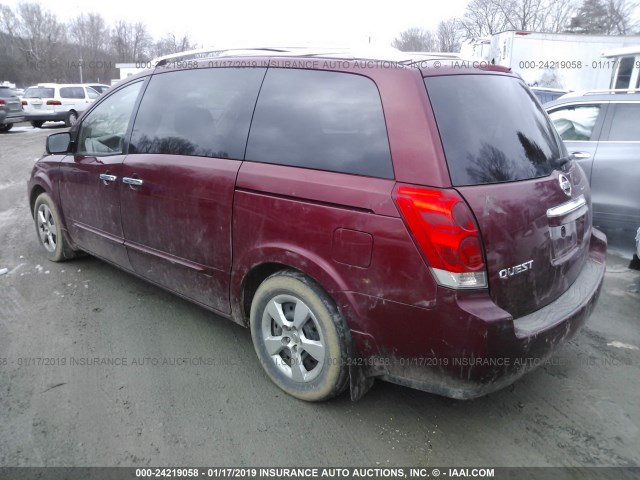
[[231, 245, 351, 328], [29, 184, 47, 218]]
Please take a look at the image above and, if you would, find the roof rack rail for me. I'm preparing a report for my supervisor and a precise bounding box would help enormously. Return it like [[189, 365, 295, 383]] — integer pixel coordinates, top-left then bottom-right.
[[557, 88, 640, 99], [152, 46, 305, 65], [151, 45, 434, 66], [581, 88, 640, 95]]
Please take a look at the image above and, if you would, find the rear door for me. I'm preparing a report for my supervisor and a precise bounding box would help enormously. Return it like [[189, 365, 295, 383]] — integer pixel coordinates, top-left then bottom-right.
[[425, 74, 592, 318], [589, 102, 640, 232], [120, 66, 266, 313]]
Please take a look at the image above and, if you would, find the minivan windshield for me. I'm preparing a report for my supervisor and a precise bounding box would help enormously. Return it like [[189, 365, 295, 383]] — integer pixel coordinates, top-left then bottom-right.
[[425, 75, 562, 186]]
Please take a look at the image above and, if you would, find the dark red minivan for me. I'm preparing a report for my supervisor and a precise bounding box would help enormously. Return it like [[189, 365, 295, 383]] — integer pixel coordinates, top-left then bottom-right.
[[28, 49, 606, 401]]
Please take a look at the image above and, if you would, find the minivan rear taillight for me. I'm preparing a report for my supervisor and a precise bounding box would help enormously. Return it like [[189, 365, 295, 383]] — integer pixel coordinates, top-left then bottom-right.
[[0, 99, 5, 105], [46, 100, 62, 105], [394, 185, 487, 289]]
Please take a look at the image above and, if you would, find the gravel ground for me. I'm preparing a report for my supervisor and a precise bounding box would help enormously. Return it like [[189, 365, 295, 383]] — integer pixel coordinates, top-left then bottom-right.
[[1, 125, 639, 468]]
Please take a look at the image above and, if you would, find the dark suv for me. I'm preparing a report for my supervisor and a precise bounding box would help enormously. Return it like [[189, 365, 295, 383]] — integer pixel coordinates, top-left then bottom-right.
[[0, 86, 24, 132], [28, 48, 606, 401], [545, 91, 640, 251]]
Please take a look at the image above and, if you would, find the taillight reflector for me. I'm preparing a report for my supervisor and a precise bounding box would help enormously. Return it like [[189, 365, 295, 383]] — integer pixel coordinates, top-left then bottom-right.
[[394, 185, 487, 289], [46, 100, 62, 105]]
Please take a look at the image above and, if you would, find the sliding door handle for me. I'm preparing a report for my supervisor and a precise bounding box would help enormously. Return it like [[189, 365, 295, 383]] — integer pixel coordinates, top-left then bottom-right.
[[122, 177, 143, 186]]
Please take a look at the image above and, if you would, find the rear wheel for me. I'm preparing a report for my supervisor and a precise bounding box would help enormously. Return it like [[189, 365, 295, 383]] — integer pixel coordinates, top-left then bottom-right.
[[31, 121, 44, 128], [65, 110, 78, 127], [33, 193, 75, 262], [0, 123, 13, 132], [250, 270, 350, 402]]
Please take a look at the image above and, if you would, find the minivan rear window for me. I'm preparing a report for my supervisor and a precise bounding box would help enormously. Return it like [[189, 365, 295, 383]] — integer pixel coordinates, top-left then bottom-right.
[[425, 75, 562, 186], [24, 88, 54, 98], [0, 88, 17, 98]]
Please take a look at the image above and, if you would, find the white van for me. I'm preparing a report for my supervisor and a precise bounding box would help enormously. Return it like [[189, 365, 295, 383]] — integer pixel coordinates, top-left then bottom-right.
[[22, 83, 100, 128]]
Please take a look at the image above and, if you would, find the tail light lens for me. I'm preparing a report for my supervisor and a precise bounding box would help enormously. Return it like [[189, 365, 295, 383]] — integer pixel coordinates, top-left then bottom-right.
[[394, 185, 487, 289], [0, 99, 5, 105], [21, 100, 27, 106], [46, 100, 62, 105]]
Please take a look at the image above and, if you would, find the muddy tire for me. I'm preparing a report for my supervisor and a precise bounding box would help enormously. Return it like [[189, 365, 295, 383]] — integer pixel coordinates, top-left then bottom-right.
[[33, 192, 75, 262], [250, 270, 350, 402]]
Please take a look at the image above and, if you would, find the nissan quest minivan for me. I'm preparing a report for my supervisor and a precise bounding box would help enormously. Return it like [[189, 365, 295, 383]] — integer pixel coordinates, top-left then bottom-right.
[[28, 48, 607, 401]]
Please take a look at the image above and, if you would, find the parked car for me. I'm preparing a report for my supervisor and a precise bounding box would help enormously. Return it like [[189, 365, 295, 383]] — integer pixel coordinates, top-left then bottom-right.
[[84, 83, 110, 94], [28, 48, 606, 402], [22, 83, 100, 128], [0, 86, 25, 132], [546, 90, 640, 251], [530, 87, 571, 104]]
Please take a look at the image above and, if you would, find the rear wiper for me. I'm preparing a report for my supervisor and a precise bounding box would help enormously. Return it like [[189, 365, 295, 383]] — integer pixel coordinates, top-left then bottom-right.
[[552, 154, 573, 170]]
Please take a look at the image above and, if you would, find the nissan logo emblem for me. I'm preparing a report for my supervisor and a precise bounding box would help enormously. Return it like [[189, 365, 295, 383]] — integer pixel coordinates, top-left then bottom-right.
[[559, 174, 571, 197]]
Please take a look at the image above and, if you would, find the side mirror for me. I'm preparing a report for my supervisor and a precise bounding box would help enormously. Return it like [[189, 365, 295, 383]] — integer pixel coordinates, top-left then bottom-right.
[[46, 132, 71, 154]]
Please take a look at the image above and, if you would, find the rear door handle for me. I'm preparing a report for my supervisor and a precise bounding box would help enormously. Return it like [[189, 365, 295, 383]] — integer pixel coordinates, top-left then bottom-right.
[[122, 177, 143, 186], [570, 151, 591, 159], [99, 173, 117, 182]]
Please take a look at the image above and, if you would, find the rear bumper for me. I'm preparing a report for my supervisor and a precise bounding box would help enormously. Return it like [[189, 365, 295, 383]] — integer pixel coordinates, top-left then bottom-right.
[[24, 111, 68, 122], [351, 228, 607, 399], [0, 111, 25, 124]]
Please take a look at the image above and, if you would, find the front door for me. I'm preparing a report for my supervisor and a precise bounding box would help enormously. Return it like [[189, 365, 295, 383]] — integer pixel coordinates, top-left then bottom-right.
[[59, 81, 144, 268]]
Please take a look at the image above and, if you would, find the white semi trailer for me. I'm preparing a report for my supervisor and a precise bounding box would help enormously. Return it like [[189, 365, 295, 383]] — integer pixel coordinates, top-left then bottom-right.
[[461, 31, 640, 90]]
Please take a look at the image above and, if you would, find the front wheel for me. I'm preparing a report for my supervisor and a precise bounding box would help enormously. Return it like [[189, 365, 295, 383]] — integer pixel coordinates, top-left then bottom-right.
[[31, 121, 44, 128], [33, 193, 75, 262], [250, 270, 350, 402], [0, 123, 13, 132]]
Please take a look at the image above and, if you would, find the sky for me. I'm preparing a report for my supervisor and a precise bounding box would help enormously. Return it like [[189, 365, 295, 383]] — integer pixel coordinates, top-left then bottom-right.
[[2, 0, 471, 47]]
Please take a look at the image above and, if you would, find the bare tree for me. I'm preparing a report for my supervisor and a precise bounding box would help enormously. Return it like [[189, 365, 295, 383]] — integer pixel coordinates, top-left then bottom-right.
[[545, 0, 579, 32], [111, 21, 151, 62], [436, 19, 462, 52], [459, 0, 510, 38], [568, 0, 639, 34], [69, 13, 112, 82], [0, 2, 65, 66], [391, 27, 436, 52], [604, 0, 640, 34], [70, 13, 109, 54], [151, 33, 197, 58], [499, 0, 548, 31], [459, 0, 590, 36]]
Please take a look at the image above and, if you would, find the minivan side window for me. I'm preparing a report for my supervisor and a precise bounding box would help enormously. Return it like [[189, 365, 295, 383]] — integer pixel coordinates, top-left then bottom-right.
[[606, 104, 640, 141], [60, 87, 86, 99], [76, 81, 143, 156], [548, 105, 602, 141], [613, 57, 635, 89], [245, 69, 393, 179], [129, 67, 266, 160], [86, 87, 99, 100]]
